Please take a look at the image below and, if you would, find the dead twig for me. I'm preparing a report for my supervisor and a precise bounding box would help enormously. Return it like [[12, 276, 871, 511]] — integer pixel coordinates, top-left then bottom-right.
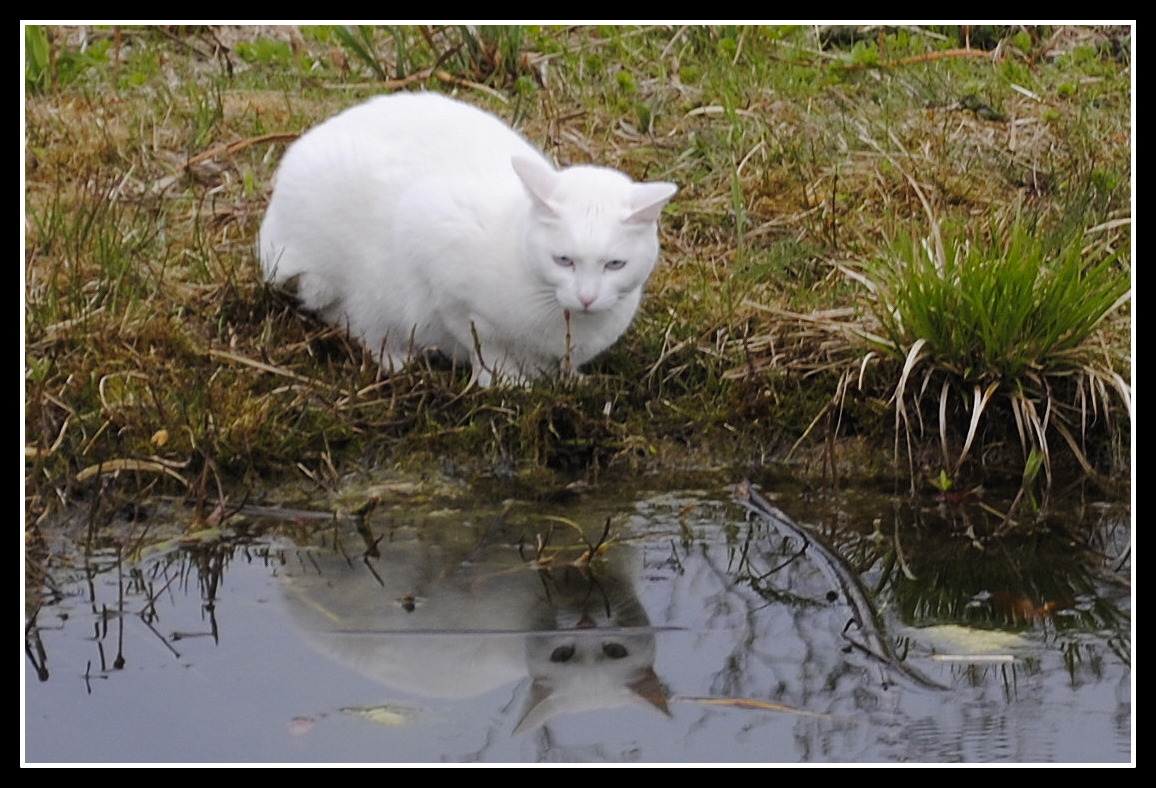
[[185, 133, 300, 169]]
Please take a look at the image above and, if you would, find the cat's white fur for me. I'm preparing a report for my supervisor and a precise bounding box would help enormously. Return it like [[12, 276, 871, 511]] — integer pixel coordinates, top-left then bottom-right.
[[259, 92, 677, 387]]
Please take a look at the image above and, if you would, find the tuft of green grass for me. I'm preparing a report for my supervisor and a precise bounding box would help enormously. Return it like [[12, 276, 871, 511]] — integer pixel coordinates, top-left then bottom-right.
[[25, 25, 112, 93], [860, 218, 1129, 383], [843, 213, 1130, 491]]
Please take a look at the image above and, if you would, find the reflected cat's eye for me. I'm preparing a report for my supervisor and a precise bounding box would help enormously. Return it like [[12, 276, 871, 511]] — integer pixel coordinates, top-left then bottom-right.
[[550, 645, 576, 662], [602, 643, 629, 659]]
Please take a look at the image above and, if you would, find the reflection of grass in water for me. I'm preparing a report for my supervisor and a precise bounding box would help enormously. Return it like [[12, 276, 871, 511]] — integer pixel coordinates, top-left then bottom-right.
[[729, 485, 1129, 685], [728, 483, 1129, 639], [835, 497, 1131, 675]]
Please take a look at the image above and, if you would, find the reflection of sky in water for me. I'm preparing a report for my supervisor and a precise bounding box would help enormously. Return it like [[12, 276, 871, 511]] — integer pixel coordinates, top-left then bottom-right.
[[24, 488, 1131, 763]]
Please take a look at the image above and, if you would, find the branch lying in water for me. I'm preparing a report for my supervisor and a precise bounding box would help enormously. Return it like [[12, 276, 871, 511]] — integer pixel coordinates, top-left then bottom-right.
[[733, 479, 947, 691]]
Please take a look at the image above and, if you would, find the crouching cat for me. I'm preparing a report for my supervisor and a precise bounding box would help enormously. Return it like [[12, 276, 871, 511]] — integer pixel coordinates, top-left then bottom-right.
[[259, 92, 677, 387]]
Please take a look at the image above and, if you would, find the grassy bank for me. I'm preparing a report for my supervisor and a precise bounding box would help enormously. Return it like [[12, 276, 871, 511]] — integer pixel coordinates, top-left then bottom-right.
[[24, 25, 1131, 518]]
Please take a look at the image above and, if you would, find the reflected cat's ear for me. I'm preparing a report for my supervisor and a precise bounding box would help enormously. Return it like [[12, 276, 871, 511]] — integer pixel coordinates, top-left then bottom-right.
[[513, 679, 555, 735], [625, 181, 678, 225], [511, 155, 560, 214], [629, 667, 671, 717]]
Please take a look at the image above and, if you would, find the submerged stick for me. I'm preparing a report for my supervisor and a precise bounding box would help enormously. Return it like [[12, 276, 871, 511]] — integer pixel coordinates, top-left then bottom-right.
[[733, 480, 947, 690]]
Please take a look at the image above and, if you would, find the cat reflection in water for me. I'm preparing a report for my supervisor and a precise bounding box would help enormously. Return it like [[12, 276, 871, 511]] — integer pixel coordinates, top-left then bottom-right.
[[260, 92, 677, 387], [280, 530, 669, 733]]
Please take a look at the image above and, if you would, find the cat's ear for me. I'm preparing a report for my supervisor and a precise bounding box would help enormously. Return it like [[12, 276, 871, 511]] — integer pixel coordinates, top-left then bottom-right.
[[511, 155, 560, 215], [625, 181, 678, 225]]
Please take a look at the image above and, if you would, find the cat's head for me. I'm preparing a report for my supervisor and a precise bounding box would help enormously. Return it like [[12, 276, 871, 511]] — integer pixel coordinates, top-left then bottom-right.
[[514, 563, 670, 734], [512, 156, 677, 315]]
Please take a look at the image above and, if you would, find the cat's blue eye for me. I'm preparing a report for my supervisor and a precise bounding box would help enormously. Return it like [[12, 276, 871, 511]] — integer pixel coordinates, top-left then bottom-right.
[[605, 259, 627, 271], [553, 256, 575, 268]]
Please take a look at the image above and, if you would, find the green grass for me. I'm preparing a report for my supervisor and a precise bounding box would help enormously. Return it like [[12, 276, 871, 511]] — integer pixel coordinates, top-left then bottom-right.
[[863, 220, 1128, 382], [23, 25, 1132, 517], [848, 214, 1129, 492]]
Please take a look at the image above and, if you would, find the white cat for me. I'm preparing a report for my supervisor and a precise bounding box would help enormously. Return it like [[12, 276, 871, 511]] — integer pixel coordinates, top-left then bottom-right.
[[259, 92, 677, 387]]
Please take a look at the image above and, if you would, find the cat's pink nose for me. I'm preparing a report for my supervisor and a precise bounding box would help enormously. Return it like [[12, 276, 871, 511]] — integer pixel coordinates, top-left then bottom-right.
[[576, 613, 597, 629]]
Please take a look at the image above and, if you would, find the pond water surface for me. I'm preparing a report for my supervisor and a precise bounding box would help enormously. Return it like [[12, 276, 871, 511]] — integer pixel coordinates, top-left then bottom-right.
[[24, 476, 1132, 764]]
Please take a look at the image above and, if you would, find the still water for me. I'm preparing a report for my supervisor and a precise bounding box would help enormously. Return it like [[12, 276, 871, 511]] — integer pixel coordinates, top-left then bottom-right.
[[24, 476, 1132, 763]]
